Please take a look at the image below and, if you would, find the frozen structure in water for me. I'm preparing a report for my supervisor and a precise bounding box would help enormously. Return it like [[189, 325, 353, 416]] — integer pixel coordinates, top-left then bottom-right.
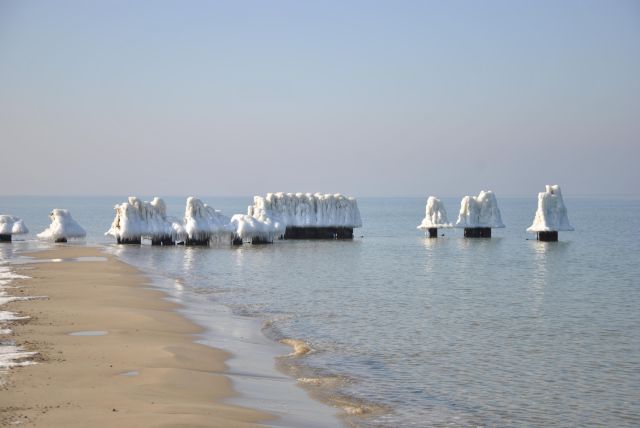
[[0, 215, 29, 242], [455, 190, 505, 238], [417, 196, 452, 238], [527, 185, 574, 241], [181, 197, 235, 246], [248, 192, 362, 239], [37, 209, 86, 242], [106, 197, 181, 245], [230, 214, 281, 245]]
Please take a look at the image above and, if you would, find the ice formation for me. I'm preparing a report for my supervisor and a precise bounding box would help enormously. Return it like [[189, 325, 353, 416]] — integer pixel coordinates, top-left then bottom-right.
[[106, 196, 182, 241], [527, 185, 574, 232], [248, 193, 362, 228], [455, 191, 505, 228], [230, 214, 282, 243], [0, 215, 29, 235], [417, 197, 452, 229], [37, 209, 86, 241], [182, 197, 235, 244]]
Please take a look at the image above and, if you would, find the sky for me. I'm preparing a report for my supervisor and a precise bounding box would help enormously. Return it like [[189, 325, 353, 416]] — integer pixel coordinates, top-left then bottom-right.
[[1, 0, 639, 197]]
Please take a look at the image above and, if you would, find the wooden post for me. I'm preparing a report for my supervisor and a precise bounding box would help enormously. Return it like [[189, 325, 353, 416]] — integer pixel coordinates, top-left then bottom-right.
[[232, 236, 243, 246], [185, 238, 209, 246], [464, 227, 491, 238], [55, 238, 67, 243], [537, 231, 558, 242], [428, 228, 438, 238], [250, 237, 272, 245], [0, 234, 11, 243], [117, 237, 141, 244], [151, 236, 175, 246]]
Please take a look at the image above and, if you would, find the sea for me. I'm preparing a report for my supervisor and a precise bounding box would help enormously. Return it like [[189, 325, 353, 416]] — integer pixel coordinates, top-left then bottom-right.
[[1, 195, 639, 427]]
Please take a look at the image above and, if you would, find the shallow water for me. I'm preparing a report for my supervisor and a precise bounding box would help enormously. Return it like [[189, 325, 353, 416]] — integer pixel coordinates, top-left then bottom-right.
[[1, 195, 639, 427]]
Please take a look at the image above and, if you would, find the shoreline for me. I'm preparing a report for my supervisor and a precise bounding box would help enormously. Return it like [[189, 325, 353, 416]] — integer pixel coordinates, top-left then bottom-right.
[[0, 246, 272, 427]]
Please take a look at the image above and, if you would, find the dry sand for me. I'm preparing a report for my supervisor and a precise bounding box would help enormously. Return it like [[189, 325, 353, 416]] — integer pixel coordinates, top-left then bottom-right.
[[0, 246, 273, 427]]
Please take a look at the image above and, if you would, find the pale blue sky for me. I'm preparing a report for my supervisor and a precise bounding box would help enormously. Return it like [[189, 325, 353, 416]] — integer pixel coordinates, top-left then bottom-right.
[[1, 0, 638, 197]]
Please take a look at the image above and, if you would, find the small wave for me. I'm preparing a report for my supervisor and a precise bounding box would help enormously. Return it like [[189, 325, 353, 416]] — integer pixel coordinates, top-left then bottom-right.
[[280, 338, 313, 356]]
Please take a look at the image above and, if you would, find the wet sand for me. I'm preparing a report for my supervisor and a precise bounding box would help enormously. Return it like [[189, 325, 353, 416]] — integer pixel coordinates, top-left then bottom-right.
[[0, 246, 272, 427]]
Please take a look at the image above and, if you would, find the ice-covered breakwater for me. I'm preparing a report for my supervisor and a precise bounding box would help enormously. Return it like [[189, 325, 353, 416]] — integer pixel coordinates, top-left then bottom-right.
[[417, 196, 452, 238], [527, 185, 573, 241], [0, 215, 29, 242], [248, 193, 362, 239], [455, 190, 505, 238], [106, 197, 182, 245], [37, 209, 86, 243]]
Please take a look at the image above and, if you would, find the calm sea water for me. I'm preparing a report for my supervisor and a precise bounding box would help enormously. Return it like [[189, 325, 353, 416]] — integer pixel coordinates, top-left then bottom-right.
[[1, 195, 639, 427]]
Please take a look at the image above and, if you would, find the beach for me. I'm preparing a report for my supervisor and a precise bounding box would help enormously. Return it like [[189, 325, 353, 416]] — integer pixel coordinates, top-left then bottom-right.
[[0, 246, 271, 427]]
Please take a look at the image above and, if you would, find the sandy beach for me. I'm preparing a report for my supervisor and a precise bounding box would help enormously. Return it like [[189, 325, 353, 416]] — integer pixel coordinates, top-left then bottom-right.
[[0, 246, 272, 427]]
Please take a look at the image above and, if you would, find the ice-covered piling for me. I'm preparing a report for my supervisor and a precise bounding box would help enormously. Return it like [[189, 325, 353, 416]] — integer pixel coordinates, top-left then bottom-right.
[[455, 191, 505, 238], [527, 185, 573, 242], [106, 197, 180, 245], [37, 209, 86, 243], [182, 197, 234, 246], [417, 196, 452, 238], [248, 192, 362, 240], [0, 215, 29, 243], [230, 214, 279, 244]]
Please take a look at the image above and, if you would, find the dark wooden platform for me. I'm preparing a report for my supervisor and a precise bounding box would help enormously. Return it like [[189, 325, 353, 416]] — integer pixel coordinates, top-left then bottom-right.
[[0, 234, 11, 242], [428, 228, 438, 238], [283, 227, 354, 240]]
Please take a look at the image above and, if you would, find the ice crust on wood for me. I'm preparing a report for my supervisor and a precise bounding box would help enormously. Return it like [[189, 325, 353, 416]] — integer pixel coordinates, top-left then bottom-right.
[[0, 215, 29, 235], [37, 209, 86, 240], [247, 193, 362, 229], [230, 214, 282, 243], [527, 185, 574, 232], [106, 197, 182, 241], [455, 190, 505, 229], [417, 197, 452, 229], [182, 197, 235, 244]]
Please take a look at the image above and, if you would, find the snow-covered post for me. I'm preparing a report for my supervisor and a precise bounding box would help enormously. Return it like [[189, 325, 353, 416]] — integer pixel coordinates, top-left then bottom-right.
[[417, 196, 452, 238], [182, 197, 234, 246], [37, 209, 86, 243], [0, 215, 29, 243], [106, 196, 181, 245], [455, 191, 505, 238], [527, 185, 574, 242]]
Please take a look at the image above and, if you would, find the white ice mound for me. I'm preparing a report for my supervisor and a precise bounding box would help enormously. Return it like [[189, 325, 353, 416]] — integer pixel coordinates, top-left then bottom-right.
[[455, 190, 505, 228], [417, 196, 452, 229], [0, 215, 28, 235], [230, 214, 281, 243], [37, 209, 86, 240], [183, 197, 235, 243], [106, 196, 181, 241], [527, 185, 574, 232], [248, 192, 362, 228]]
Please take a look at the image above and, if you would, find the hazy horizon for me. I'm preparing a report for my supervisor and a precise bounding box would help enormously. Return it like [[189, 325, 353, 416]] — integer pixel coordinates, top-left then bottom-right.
[[1, 1, 639, 198]]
